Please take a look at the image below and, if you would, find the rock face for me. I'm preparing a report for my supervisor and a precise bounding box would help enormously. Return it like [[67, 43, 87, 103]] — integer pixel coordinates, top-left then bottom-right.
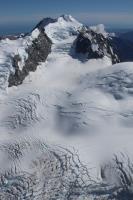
[[74, 26, 120, 64], [8, 28, 52, 87], [74, 26, 133, 64]]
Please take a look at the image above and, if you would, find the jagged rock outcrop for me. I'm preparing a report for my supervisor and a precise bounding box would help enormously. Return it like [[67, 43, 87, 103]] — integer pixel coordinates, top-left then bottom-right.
[[74, 26, 133, 64], [73, 26, 120, 64], [8, 28, 52, 87]]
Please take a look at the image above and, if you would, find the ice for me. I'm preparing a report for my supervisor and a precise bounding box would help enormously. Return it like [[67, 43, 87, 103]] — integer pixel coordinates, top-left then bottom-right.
[[0, 15, 133, 198]]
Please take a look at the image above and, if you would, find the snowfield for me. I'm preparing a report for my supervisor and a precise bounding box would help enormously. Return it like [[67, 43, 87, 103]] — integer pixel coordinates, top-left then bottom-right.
[[0, 15, 133, 199]]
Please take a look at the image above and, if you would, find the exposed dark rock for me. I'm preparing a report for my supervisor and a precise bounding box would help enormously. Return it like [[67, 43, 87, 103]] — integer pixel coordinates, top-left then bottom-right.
[[73, 28, 120, 64], [8, 29, 52, 87], [73, 27, 133, 64]]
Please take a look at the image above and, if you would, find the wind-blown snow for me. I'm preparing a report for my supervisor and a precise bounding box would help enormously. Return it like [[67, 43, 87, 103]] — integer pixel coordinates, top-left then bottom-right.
[[0, 15, 133, 198], [90, 24, 108, 38]]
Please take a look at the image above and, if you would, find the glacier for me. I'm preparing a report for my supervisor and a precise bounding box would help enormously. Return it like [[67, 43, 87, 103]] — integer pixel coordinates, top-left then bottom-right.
[[0, 15, 133, 199]]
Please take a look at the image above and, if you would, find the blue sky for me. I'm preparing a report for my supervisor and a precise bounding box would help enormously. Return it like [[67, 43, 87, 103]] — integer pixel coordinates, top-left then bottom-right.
[[0, 0, 133, 34]]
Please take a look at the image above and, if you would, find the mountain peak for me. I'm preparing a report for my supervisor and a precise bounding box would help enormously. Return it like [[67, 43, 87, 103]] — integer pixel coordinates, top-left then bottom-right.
[[40, 15, 82, 44], [59, 14, 76, 22], [34, 17, 57, 30]]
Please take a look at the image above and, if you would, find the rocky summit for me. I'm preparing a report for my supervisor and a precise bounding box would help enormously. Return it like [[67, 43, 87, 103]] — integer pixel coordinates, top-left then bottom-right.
[[73, 25, 133, 64]]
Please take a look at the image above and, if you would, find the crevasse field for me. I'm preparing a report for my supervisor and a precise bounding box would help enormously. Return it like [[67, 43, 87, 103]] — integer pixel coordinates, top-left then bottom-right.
[[0, 15, 133, 199]]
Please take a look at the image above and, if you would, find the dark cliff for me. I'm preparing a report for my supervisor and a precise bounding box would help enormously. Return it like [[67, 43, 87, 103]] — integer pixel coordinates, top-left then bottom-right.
[[8, 28, 52, 87], [73, 27, 133, 64]]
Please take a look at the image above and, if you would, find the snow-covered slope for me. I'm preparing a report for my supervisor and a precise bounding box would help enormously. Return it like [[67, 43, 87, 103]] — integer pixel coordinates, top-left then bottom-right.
[[0, 15, 82, 91], [0, 15, 133, 199], [43, 14, 82, 55], [0, 27, 51, 89], [44, 15, 82, 43]]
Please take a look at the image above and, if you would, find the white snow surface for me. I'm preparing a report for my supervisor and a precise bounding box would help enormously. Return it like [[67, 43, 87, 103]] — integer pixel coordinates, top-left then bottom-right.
[[45, 15, 82, 44], [0, 15, 133, 183], [31, 28, 40, 39]]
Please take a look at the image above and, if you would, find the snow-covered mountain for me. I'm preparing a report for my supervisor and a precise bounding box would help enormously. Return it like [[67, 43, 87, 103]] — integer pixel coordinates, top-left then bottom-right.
[[0, 15, 133, 199], [0, 27, 51, 88], [73, 25, 133, 64], [0, 15, 133, 90], [73, 25, 120, 63]]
